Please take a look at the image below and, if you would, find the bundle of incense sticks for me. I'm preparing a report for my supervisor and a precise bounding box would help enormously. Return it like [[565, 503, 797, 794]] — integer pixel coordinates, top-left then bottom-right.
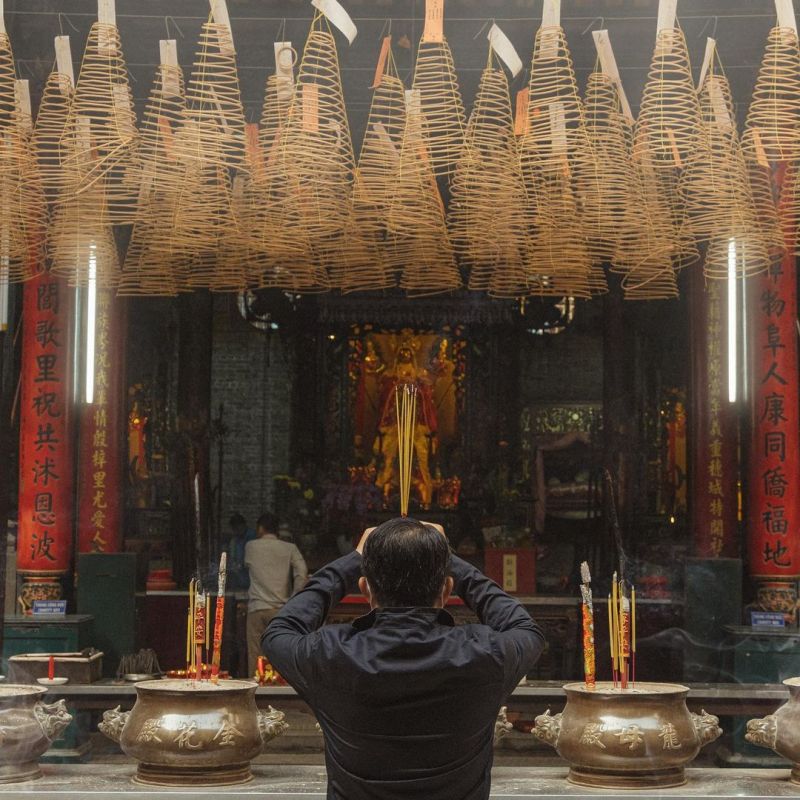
[[186, 578, 209, 680], [395, 383, 418, 517], [608, 572, 637, 689], [210, 553, 227, 683], [579, 561, 596, 690]]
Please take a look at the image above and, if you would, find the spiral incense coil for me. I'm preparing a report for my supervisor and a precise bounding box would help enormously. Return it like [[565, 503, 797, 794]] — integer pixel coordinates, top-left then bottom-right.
[[385, 99, 460, 295], [353, 46, 406, 235], [411, 38, 466, 176], [254, 74, 291, 186], [32, 71, 74, 205], [518, 26, 593, 181], [527, 171, 592, 299], [279, 15, 355, 246], [138, 62, 187, 199], [58, 22, 140, 223], [743, 27, 800, 163], [175, 20, 246, 171], [748, 159, 786, 259], [48, 183, 121, 288], [581, 72, 633, 266], [633, 26, 702, 169], [449, 53, 532, 297], [622, 262, 678, 301], [118, 213, 181, 296]]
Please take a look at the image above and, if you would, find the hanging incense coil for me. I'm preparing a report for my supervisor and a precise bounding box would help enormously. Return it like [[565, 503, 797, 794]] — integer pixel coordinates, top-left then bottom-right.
[[743, 26, 800, 163], [449, 50, 532, 297], [138, 60, 187, 199], [581, 72, 633, 266], [527, 170, 592, 299], [48, 182, 121, 288], [747, 159, 786, 258], [411, 37, 466, 176], [634, 26, 702, 169], [118, 214, 181, 296], [681, 65, 770, 279], [58, 22, 140, 223], [279, 14, 355, 249], [518, 25, 593, 180], [32, 70, 74, 205], [352, 44, 406, 240], [174, 19, 246, 171], [385, 96, 460, 295]]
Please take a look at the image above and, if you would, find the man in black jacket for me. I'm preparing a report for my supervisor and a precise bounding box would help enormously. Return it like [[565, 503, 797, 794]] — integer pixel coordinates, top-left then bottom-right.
[[262, 518, 545, 800]]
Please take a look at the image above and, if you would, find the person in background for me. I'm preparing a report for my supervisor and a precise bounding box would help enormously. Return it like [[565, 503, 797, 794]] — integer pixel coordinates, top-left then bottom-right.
[[226, 513, 257, 590], [245, 512, 308, 678], [263, 518, 545, 800]]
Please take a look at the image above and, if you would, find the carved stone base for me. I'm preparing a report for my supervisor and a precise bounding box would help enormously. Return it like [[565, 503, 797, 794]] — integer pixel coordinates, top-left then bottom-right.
[[0, 761, 42, 784], [134, 762, 252, 787], [567, 765, 686, 790], [18, 575, 62, 614]]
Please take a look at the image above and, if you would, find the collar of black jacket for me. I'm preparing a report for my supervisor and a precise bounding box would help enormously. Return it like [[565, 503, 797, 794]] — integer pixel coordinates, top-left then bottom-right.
[[351, 607, 455, 631]]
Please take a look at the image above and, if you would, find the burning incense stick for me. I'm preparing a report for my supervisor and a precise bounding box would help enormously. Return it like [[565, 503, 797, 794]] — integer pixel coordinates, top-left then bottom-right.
[[607, 594, 616, 685], [395, 384, 418, 517], [579, 561, 595, 690], [210, 553, 227, 683], [631, 585, 637, 687], [194, 587, 207, 680]]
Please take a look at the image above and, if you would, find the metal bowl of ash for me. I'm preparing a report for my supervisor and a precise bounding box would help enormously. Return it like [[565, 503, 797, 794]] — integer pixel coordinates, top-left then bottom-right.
[[533, 682, 721, 789], [99, 679, 287, 786]]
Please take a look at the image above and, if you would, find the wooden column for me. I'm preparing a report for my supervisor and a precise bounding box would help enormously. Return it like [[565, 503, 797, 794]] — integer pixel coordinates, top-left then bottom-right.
[[76, 291, 125, 553], [16, 273, 74, 608], [747, 163, 800, 616], [688, 263, 739, 558]]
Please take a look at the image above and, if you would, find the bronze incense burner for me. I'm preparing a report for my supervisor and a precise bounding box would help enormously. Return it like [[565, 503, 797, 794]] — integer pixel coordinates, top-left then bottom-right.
[[0, 685, 71, 783], [746, 676, 800, 782], [99, 678, 287, 786], [533, 682, 721, 789]]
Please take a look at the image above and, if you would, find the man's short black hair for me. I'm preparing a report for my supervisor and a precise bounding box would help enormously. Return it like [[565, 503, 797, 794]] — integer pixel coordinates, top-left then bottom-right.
[[362, 518, 450, 607], [229, 513, 246, 529], [257, 512, 279, 534]]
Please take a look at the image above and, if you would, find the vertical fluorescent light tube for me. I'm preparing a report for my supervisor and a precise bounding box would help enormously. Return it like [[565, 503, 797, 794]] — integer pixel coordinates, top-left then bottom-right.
[[85, 244, 97, 404], [0, 256, 8, 332], [727, 237, 737, 403]]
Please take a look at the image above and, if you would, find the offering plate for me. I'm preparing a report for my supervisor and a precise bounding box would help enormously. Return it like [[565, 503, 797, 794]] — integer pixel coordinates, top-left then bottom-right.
[[99, 678, 287, 786], [533, 681, 721, 789]]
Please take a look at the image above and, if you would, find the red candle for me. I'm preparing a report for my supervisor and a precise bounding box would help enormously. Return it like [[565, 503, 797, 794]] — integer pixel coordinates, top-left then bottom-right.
[[48, 655, 55, 681]]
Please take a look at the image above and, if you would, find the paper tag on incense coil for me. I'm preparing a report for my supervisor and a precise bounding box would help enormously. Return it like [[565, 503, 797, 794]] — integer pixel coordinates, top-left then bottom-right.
[[656, 0, 677, 32], [549, 102, 570, 177], [776, 0, 799, 34], [159, 39, 181, 97], [0, 0, 5, 34], [15, 80, 32, 133], [488, 24, 522, 78], [665, 128, 683, 168], [97, 0, 117, 54], [514, 88, 529, 137], [708, 77, 733, 132], [592, 30, 634, 123], [697, 36, 716, 92], [751, 129, 770, 167], [210, 0, 235, 54], [311, 0, 358, 44], [302, 83, 320, 133], [542, 0, 560, 28], [422, 0, 444, 43], [372, 36, 392, 88], [54, 36, 75, 91], [274, 41, 295, 104], [245, 122, 262, 173]]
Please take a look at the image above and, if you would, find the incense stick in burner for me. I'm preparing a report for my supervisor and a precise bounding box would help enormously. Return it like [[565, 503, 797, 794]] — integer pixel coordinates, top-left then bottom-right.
[[395, 383, 418, 517], [579, 561, 595, 690], [210, 553, 227, 683]]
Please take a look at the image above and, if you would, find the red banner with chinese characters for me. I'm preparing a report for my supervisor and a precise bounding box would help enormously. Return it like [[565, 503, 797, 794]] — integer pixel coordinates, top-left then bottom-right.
[[690, 272, 738, 559], [17, 272, 73, 576], [748, 166, 800, 578], [77, 290, 124, 553]]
